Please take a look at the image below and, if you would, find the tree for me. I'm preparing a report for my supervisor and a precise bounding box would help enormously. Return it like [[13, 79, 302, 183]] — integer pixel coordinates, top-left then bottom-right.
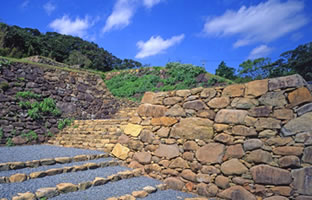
[[215, 61, 236, 80], [238, 57, 271, 80]]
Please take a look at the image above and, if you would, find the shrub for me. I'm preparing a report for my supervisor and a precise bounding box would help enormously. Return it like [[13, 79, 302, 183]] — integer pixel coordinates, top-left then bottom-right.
[[6, 138, 13, 146], [40, 98, 61, 116], [58, 118, 74, 130], [16, 91, 41, 99], [21, 131, 38, 141]]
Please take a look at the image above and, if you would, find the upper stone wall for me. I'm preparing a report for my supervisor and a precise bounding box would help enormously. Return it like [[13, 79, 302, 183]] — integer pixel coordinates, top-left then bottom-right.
[[112, 74, 312, 199]]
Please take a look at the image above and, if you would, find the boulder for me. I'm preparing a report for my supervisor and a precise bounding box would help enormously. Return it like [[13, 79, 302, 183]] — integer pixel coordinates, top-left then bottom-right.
[[273, 146, 304, 156], [231, 98, 258, 109], [255, 118, 281, 130], [245, 79, 268, 97], [279, 156, 300, 168], [296, 103, 312, 116], [246, 149, 273, 164], [218, 185, 256, 200], [200, 88, 216, 99], [215, 109, 248, 124], [273, 108, 294, 120], [56, 183, 78, 193], [164, 177, 184, 190], [196, 143, 225, 164], [268, 74, 307, 91], [165, 104, 186, 117], [248, 106, 272, 117], [154, 144, 179, 159], [250, 165, 292, 185], [259, 91, 287, 108], [163, 97, 183, 105], [123, 123, 143, 137], [220, 159, 248, 175], [243, 139, 263, 151], [292, 167, 312, 195], [208, 97, 230, 109], [137, 104, 167, 117], [171, 117, 214, 140], [183, 100, 207, 111], [302, 146, 312, 164], [151, 117, 177, 127], [282, 112, 312, 136], [222, 84, 245, 97], [288, 87, 312, 107], [223, 144, 245, 160], [169, 157, 189, 169], [232, 125, 257, 136], [111, 143, 130, 160], [133, 152, 152, 164]]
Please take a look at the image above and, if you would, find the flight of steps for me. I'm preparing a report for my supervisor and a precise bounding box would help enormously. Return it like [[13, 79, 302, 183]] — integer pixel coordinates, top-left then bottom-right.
[[0, 145, 197, 200], [47, 119, 128, 152]]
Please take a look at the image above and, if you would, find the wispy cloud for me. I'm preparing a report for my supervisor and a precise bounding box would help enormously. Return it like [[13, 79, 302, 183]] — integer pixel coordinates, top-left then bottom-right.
[[135, 34, 185, 58], [21, 0, 30, 9], [49, 15, 93, 38], [143, 0, 162, 8], [203, 0, 308, 47], [43, 1, 56, 15], [248, 44, 272, 59], [102, 0, 138, 32]]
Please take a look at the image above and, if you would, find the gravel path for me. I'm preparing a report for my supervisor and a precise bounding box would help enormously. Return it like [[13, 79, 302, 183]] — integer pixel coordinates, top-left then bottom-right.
[[0, 145, 105, 163], [0, 157, 114, 177], [50, 177, 162, 200], [0, 166, 128, 199]]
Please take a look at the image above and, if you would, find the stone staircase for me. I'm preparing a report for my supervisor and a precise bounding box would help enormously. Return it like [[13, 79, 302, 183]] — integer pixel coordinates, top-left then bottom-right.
[[47, 119, 128, 152], [0, 145, 197, 200]]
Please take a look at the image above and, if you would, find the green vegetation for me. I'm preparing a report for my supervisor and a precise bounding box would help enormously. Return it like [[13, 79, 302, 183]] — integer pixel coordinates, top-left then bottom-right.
[[0, 82, 9, 92], [0, 128, 3, 139], [21, 131, 38, 142], [0, 23, 141, 71], [16, 91, 41, 99], [58, 118, 74, 130], [6, 138, 13, 146], [105, 62, 231, 101], [46, 131, 54, 137], [0, 57, 11, 70]]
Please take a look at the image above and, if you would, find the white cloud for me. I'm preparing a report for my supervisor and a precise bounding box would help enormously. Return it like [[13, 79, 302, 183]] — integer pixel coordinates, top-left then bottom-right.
[[203, 0, 308, 47], [135, 34, 185, 58], [248, 45, 272, 59], [43, 1, 56, 15], [102, 0, 138, 32], [143, 0, 162, 8], [49, 15, 92, 38]]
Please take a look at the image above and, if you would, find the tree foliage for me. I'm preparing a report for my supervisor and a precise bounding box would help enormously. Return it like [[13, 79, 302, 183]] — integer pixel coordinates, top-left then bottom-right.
[[0, 23, 142, 71], [215, 61, 236, 80]]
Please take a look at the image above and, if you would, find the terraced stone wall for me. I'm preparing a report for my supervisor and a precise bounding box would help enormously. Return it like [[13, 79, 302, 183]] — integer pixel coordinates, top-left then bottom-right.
[[111, 74, 312, 199], [0, 62, 122, 145]]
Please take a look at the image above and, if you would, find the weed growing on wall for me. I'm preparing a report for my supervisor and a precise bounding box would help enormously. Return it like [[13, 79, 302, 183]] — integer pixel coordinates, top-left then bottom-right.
[[0, 128, 3, 139], [6, 138, 13, 146], [57, 118, 74, 130], [21, 131, 38, 142]]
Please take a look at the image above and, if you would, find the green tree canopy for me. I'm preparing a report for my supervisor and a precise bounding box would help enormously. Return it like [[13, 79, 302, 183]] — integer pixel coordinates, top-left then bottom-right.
[[215, 61, 236, 80]]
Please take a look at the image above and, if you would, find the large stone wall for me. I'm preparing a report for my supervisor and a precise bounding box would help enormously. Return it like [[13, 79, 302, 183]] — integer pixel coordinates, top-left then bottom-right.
[[111, 74, 312, 199], [0, 62, 125, 145]]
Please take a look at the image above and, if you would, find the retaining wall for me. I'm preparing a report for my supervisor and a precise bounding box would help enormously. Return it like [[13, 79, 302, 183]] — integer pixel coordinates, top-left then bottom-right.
[[111, 74, 312, 199]]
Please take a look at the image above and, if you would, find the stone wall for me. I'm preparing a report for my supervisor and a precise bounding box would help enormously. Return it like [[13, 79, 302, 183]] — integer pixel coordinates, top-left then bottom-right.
[[111, 74, 312, 199], [0, 62, 126, 145]]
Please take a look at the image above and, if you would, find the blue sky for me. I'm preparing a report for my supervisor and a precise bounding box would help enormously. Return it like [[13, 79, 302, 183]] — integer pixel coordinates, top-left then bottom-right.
[[1, 0, 312, 73]]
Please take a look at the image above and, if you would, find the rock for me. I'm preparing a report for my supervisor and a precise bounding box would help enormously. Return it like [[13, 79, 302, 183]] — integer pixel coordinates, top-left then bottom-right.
[[215, 133, 234, 144], [181, 169, 197, 182], [303, 146, 312, 164], [200, 88, 216, 99], [201, 166, 220, 175], [268, 74, 307, 91], [141, 92, 165, 104], [296, 196, 312, 200], [214, 124, 229, 132], [231, 98, 258, 109], [259, 129, 277, 138], [118, 134, 130, 144], [176, 89, 191, 97], [208, 97, 230, 108], [196, 109, 216, 119], [9, 173, 27, 183], [128, 140, 143, 151], [56, 183, 78, 193], [29, 171, 46, 179], [40, 158, 56, 165], [171, 117, 214, 140], [249, 106, 272, 117], [154, 144, 179, 159], [163, 97, 183, 105], [218, 185, 256, 200], [259, 91, 287, 108], [169, 157, 189, 169], [232, 125, 257, 136], [35, 187, 58, 198], [296, 103, 312, 116], [245, 79, 268, 97], [93, 177, 108, 186], [224, 144, 244, 160], [139, 130, 154, 143], [282, 112, 312, 136], [271, 186, 292, 197], [295, 132, 312, 145], [132, 190, 148, 198], [133, 152, 152, 164], [137, 104, 167, 117], [279, 156, 301, 168], [232, 177, 252, 185], [111, 143, 130, 160], [250, 165, 292, 185], [255, 118, 281, 130], [164, 177, 184, 190], [151, 117, 177, 127], [143, 186, 157, 194], [196, 173, 212, 183], [119, 195, 135, 200], [196, 183, 209, 196], [243, 139, 263, 151], [246, 149, 273, 164], [223, 84, 245, 97], [123, 123, 143, 137], [156, 127, 170, 138], [221, 159, 248, 175], [12, 136, 28, 145], [288, 87, 312, 107], [183, 100, 207, 110], [165, 104, 186, 117], [292, 167, 312, 195], [55, 157, 71, 164], [274, 109, 294, 120], [266, 137, 293, 146], [12, 192, 36, 200], [273, 146, 303, 156], [215, 175, 230, 189], [183, 141, 199, 151], [215, 109, 248, 125], [196, 143, 225, 164], [263, 196, 288, 200]]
